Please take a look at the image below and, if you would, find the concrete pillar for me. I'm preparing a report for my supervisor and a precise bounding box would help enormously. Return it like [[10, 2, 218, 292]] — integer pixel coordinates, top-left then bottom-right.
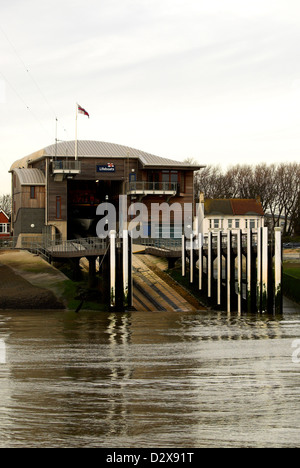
[[123, 230, 129, 307], [217, 231, 222, 306], [274, 228, 283, 314], [110, 230, 116, 308], [190, 234, 194, 284], [199, 233, 203, 291], [208, 232, 212, 298], [257, 227, 262, 312], [237, 229, 242, 315], [262, 227, 269, 313], [182, 235, 186, 277]]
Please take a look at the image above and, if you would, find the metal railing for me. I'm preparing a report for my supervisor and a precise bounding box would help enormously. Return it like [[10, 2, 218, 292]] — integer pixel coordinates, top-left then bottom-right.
[[133, 237, 182, 250], [126, 181, 179, 193], [52, 160, 81, 172]]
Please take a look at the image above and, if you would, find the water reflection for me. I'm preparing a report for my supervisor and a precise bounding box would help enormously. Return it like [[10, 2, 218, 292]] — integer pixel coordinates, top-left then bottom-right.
[[0, 305, 299, 448]]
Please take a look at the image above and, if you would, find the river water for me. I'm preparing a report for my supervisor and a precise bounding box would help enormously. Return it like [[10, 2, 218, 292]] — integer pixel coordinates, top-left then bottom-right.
[[0, 300, 300, 448]]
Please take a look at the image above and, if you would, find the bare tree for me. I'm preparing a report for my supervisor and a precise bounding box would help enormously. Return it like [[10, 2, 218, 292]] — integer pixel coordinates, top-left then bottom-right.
[[194, 162, 300, 235], [0, 194, 12, 216]]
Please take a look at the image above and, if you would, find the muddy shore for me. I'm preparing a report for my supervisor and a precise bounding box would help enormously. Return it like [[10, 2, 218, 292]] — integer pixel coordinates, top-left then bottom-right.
[[0, 250, 66, 310]]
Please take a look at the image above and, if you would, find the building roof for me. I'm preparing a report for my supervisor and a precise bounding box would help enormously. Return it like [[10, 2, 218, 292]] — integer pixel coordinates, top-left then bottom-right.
[[0, 210, 9, 221], [13, 168, 45, 186], [204, 199, 264, 216], [10, 140, 204, 171]]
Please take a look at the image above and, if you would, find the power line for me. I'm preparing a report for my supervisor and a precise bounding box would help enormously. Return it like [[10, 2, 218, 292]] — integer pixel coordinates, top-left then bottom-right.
[[0, 23, 69, 138]]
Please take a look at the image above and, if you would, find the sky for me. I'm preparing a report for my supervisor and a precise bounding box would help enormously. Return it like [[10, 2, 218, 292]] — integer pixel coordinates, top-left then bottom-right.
[[0, 0, 300, 194]]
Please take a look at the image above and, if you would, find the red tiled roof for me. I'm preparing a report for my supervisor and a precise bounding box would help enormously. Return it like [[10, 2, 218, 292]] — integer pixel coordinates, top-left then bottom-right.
[[230, 199, 264, 216], [204, 199, 264, 216]]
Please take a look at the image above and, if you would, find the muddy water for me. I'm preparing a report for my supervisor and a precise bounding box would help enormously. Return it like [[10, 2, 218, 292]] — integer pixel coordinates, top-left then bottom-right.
[[0, 301, 300, 448]]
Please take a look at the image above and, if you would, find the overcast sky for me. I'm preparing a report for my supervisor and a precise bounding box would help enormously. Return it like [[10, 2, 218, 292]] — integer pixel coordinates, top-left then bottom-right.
[[0, 0, 300, 194]]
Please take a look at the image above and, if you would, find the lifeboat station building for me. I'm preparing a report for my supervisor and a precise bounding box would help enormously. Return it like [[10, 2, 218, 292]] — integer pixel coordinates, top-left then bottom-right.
[[10, 140, 202, 243]]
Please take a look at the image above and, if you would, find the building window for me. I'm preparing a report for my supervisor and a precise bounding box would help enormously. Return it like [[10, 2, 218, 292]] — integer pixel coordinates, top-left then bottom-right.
[[0, 224, 8, 233], [246, 219, 256, 229], [235, 219, 240, 229], [228, 219, 233, 229], [56, 196, 62, 219], [30, 186, 36, 199]]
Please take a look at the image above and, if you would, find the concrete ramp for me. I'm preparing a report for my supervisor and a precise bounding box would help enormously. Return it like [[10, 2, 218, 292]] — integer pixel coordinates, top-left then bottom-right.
[[133, 254, 203, 312]]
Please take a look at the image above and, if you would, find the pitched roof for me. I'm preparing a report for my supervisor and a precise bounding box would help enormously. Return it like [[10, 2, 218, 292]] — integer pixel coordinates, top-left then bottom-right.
[[10, 140, 204, 171], [230, 199, 264, 216], [0, 210, 9, 220], [205, 198, 264, 216]]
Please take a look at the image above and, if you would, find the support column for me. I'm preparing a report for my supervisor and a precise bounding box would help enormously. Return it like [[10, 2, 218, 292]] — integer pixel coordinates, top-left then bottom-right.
[[190, 234, 194, 284], [217, 231, 222, 306], [123, 230, 129, 307], [208, 232, 212, 298], [237, 229, 242, 315], [110, 230, 116, 309], [199, 233, 203, 291], [227, 231, 232, 313], [247, 229, 252, 313], [262, 226, 269, 313], [182, 235, 186, 277], [257, 227, 262, 313], [274, 228, 283, 314]]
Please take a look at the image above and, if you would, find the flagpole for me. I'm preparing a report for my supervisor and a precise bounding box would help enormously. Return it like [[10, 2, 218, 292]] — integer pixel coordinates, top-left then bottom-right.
[[75, 102, 78, 161]]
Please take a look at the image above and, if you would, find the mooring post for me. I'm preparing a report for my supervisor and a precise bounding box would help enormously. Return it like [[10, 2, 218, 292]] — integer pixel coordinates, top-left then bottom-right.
[[227, 230, 232, 313], [190, 234, 194, 283], [199, 233, 203, 291], [257, 227, 262, 313], [247, 229, 252, 313], [237, 229, 242, 315], [128, 231, 133, 308], [208, 232, 212, 298], [274, 228, 283, 314], [217, 231, 222, 306], [182, 234, 186, 277], [262, 227, 269, 313], [123, 230, 129, 307], [110, 230, 116, 308]]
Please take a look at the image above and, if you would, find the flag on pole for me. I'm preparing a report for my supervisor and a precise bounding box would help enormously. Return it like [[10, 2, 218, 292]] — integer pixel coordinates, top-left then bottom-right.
[[77, 104, 90, 118]]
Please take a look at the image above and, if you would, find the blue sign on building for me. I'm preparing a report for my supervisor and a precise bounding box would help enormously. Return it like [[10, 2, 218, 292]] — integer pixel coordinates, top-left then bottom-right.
[[96, 163, 115, 173]]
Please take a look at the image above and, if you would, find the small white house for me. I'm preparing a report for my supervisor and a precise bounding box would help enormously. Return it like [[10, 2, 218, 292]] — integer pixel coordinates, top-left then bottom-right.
[[200, 198, 265, 234]]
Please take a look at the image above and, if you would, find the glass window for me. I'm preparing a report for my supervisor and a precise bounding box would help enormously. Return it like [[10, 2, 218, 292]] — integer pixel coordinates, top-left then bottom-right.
[[0, 224, 7, 233], [30, 186, 36, 199], [214, 219, 220, 229], [235, 219, 240, 229], [56, 196, 62, 219], [228, 219, 233, 229]]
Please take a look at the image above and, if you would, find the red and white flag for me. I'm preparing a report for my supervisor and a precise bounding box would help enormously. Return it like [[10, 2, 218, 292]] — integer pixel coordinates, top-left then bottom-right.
[[77, 104, 90, 118]]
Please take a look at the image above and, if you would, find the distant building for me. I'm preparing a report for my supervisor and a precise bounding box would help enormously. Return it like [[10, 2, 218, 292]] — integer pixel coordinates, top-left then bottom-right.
[[202, 198, 265, 234], [10, 140, 203, 243], [0, 210, 10, 238]]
